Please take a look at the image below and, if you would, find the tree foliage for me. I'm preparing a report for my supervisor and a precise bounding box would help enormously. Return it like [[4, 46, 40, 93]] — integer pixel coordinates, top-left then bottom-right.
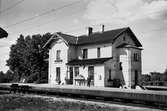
[[140, 69, 167, 86], [0, 70, 14, 83], [6, 33, 52, 83]]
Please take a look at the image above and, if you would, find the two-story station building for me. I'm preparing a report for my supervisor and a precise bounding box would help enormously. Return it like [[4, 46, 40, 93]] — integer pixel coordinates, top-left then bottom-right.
[[44, 27, 143, 88]]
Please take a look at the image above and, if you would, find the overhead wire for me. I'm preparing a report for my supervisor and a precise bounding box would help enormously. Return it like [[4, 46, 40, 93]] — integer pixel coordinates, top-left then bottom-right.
[[9, 12, 81, 36], [0, 0, 25, 15], [4, 0, 82, 28], [3, 0, 167, 37], [8, 1, 83, 36]]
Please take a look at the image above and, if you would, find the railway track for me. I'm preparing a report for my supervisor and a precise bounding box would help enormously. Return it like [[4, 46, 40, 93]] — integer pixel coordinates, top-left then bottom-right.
[[41, 91, 167, 110], [1, 90, 166, 110]]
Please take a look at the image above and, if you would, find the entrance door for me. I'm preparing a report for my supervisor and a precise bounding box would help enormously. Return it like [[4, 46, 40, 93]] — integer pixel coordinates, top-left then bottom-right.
[[134, 70, 138, 86], [56, 67, 61, 83], [69, 67, 73, 84], [88, 66, 94, 85]]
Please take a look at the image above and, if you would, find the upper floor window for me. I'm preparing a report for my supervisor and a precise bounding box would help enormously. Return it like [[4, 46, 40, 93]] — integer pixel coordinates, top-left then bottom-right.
[[97, 47, 101, 58], [83, 49, 88, 59], [108, 69, 112, 81], [123, 36, 126, 41], [134, 53, 139, 61], [56, 50, 61, 60]]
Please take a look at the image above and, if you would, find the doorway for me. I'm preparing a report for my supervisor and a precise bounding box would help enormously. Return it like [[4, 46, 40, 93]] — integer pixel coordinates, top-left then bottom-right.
[[134, 70, 138, 86], [56, 67, 61, 83], [88, 66, 94, 85], [69, 67, 73, 84]]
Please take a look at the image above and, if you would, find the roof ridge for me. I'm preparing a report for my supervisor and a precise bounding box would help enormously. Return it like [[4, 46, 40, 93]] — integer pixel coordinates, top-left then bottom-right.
[[42, 33, 57, 48], [59, 32, 76, 38], [78, 27, 129, 37], [43, 27, 142, 48]]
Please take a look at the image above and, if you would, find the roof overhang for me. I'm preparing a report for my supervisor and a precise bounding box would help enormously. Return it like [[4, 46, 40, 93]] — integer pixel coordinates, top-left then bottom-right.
[[0, 27, 8, 38], [126, 28, 142, 47], [55, 32, 70, 46], [42, 33, 58, 49], [113, 27, 142, 47], [43, 32, 74, 49], [66, 57, 112, 66], [116, 43, 143, 50]]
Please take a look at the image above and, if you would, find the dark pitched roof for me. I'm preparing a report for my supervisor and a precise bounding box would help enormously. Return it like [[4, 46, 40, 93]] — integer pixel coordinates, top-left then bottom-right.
[[66, 57, 112, 65], [77, 27, 142, 47], [57, 32, 77, 45], [42, 34, 57, 48], [43, 27, 142, 48], [0, 27, 8, 38], [77, 27, 127, 45], [43, 32, 77, 48]]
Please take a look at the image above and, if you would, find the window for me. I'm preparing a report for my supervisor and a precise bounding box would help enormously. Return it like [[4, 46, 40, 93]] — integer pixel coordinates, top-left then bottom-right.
[[97, 47, 101, 58], [88, 66, 94, 80], [108, 69, 112, 81], [69, 67, 73, 80], [83, 49, 88, 59], [56, 67, 60, 82], [74, 67, 79, 77], [134, 53, 139, 61], [99, 75, 102, 80], [56, 50, 61, 60], [123, 36, 126, 41]]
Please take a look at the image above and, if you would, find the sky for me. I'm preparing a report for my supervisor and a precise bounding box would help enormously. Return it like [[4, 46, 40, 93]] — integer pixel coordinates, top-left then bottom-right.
[[0, 0, 167, 74]]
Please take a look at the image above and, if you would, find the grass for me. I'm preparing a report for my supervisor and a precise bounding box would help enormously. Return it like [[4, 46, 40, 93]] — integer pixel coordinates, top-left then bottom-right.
[[0, 94, 162, 111]]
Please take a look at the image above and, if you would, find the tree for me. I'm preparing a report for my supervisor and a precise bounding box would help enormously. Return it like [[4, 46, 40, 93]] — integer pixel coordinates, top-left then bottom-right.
[[139, 74, 151, 85], [0, 71, 5, 83], [4, 70, 14, 82], [6, 35, 26, 80], [162, 69, 167, 81], [0, 70, 15, 83], [150, 72, 161, 81], [6, 33, 52, 83]]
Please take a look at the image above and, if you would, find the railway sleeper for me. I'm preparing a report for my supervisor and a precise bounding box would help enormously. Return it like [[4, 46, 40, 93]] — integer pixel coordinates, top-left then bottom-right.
[[104, 97, 114, 101], [144, 101, 167, 108]]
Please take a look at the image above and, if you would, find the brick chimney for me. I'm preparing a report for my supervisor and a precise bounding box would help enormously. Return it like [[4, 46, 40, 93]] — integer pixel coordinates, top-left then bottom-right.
[[88, 27, 93, 36], [102, 25, 104, 33]]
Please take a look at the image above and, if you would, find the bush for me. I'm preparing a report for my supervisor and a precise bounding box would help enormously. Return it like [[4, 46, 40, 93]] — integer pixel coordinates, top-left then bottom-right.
[[26, 73, 38, 83], [113, 79, 121, 88], [35, 78, 48, 84]]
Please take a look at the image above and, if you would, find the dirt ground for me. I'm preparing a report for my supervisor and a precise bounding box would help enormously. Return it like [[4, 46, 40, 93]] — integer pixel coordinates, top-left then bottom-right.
[[0, 94, 164, 111]]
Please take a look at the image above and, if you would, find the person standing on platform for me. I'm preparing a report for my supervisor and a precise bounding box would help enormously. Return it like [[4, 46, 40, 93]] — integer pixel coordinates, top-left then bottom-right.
[[87, 76, 91, 87]]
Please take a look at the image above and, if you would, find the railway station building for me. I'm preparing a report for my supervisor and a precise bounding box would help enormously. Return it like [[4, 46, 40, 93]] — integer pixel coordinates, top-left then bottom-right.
[[44, 27, 143, 88]]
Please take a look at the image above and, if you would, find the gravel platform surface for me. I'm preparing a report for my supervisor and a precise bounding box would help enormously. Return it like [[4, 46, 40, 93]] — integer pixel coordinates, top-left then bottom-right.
[[0, 94, 164, 111]]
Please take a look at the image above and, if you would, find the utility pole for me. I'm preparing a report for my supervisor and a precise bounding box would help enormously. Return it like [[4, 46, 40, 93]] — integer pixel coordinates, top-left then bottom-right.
[[0, 0, 1, 15]]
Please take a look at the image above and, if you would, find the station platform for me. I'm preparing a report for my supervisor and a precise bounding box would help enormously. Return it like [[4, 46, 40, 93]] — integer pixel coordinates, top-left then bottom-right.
[[0, 83, 167, 106], [0, 83, 167, 95]]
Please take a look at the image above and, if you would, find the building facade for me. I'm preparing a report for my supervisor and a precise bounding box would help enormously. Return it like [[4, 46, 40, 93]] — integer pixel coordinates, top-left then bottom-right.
[[44, 27, 143, 88]]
